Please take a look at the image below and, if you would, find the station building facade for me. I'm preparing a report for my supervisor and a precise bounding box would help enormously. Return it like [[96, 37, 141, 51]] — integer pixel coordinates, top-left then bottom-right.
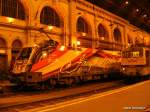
[[0, 0, 150, 73]]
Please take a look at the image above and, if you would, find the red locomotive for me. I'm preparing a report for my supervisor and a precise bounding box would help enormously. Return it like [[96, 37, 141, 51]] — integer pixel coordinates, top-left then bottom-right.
[[11, 39, 121, 88]]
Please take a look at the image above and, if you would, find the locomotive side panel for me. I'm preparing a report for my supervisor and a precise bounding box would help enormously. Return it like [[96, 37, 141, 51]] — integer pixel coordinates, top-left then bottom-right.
[[121, 47, 150, 77]]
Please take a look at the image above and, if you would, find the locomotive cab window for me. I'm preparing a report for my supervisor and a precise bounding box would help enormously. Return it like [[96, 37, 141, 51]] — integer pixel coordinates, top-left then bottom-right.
[[122, 51, 142, 58], [17, 47, 32, 60], [132, 51, 140, 57], [34, 49, 51, 62]]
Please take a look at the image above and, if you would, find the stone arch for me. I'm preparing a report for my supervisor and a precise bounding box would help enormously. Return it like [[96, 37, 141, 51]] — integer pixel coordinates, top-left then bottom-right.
[[11, 39, 23, 59], [97, 23, 109, 41], [40, 6, 61, 27], [36, 2, 64, 45], [19, 0, 31, 21], [0, 37, 7, 73], [37, 2, 64, 27], [0, 0, 26, 20], [113, 27, 122, 42], [76, 16, 92, 48], [76, 16, 92, 34], [12, 39, 23, 49]]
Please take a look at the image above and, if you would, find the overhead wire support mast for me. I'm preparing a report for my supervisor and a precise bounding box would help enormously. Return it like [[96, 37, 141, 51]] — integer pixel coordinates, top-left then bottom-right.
[[39, 27, 52, 40], [26, 26, 53, 40]]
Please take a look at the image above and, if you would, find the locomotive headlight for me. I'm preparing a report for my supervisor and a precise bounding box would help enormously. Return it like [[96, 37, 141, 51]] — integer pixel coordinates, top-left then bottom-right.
[[42, 52, 47, 57]]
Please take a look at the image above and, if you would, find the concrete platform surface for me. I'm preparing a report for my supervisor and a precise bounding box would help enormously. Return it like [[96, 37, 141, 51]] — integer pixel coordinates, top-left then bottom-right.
[[24, 80, 150, 112]]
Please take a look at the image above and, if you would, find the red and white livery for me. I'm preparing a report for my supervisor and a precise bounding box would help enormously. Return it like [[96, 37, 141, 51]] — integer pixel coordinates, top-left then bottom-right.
[[12, 40, 121, 87]]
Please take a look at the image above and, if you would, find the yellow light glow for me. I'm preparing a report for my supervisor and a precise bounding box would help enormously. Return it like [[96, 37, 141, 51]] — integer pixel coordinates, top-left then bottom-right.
[[136, 9, 139, 12], [42, 52, 47, 57], [34, 44, 38, 47], [143, 14, 147, 18], [122, 67, 125, 71], [77, 41, 81, 45], [125, 1, 129, 5], [7, 17, 14, 23], [133, 51, 139, 57], [82, 32, 86, 37], [0, 49, 6, 54], [101, 37, 105, 40], [48, 26, 53, 30], [59, 45, 66, 51]]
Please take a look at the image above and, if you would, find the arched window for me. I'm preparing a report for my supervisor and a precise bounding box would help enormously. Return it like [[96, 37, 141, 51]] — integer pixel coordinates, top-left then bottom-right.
[[11, 40, 22, 66], [0, 0, 25, 20], [77, 17, 88, 33], [12, 39, 22, 50], [98, 24, 109, 40], [76, 17, 92, 48], [40, 7, 60, 27], [12, 39, 22, 57], [113, 28, 121, 42]]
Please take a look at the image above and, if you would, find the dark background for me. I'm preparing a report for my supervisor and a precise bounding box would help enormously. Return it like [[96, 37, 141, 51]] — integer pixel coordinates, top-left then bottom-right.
[[86, 0, 150, 33]]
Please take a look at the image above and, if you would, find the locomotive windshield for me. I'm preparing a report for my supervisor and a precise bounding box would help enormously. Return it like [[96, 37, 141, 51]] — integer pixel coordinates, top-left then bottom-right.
[[16, 40, 58, 61], [17, 47, 32, 60]]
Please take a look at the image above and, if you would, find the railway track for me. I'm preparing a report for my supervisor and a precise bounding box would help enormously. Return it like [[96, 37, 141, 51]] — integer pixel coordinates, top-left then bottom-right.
[[0, 80, 127, 112]]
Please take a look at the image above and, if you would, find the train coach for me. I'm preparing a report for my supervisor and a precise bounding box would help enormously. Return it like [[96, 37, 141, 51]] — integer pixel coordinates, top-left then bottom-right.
[[121, 46, 150, 78]]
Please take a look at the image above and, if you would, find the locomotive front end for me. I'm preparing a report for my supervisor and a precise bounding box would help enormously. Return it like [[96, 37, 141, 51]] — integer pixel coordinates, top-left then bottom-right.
[[11, 40, 58, 85], [12, 47, 33, 74]]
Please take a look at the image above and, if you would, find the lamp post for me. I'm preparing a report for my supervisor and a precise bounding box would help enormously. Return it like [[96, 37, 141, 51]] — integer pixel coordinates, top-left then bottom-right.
[[39, 25, 53, 40]]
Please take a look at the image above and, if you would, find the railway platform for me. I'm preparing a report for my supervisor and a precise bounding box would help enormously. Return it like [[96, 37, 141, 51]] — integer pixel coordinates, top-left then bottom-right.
[[0, 80, 123, 109], [25, 80, 150, 112]]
